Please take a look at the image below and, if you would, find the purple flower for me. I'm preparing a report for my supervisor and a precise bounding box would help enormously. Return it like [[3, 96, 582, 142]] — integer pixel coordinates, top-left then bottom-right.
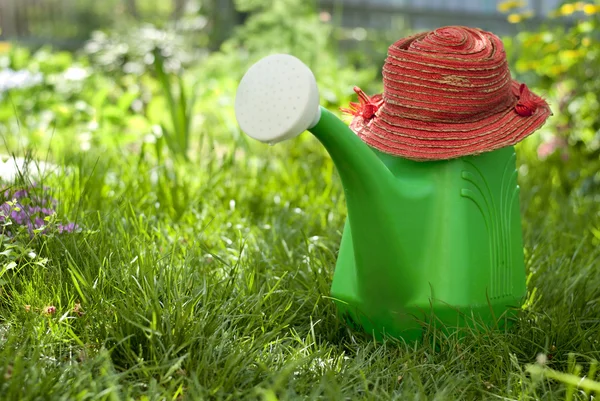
[[0, 184, 79, 237], [57, 222, 78, 234], [11, 209, 25, 225], [0, 203, 10, 217], [12, 189, 29, 200], [34, 217, 45, 228]]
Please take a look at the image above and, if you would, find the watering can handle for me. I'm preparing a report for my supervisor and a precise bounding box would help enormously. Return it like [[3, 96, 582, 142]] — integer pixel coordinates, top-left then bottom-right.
[[234, 54, 322, 144]]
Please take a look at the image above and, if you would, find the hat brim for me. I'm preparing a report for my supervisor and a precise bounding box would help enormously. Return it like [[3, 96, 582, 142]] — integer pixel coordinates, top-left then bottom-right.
[[350, 80, 552, 161]]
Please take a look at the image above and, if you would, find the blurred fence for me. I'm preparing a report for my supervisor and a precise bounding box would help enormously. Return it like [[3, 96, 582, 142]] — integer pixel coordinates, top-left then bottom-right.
[[320, 0, 563, 35], [0, 0, 564, 47], [0, 0, 191, 45]]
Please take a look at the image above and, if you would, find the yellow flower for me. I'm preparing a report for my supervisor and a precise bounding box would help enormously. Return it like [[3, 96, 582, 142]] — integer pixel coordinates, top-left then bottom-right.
[[583, 4, 599, 14], [582, 37, 591, 47], [574, 1, 586, 10], [507, 13, 523, 23], [560, 3, 575, 15], [0, 42, 11, 54], [560, 49, 581, 60], [498, 0, 525, 12]]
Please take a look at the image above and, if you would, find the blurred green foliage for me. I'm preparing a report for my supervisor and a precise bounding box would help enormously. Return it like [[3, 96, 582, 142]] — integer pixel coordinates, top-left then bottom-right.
[[0, 0, 381, 163], [2, 0, 599, 205], [502, 1, 600, 198], [1, 3, 600, 399], [82, 24, 208, 75]]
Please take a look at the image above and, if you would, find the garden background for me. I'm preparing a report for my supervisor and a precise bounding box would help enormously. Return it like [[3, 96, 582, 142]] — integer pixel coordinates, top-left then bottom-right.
[[0, 0, 600, 399]]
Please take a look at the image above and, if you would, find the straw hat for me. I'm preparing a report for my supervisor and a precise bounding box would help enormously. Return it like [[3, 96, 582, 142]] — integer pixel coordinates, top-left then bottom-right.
[[341, 26, 552, 161]]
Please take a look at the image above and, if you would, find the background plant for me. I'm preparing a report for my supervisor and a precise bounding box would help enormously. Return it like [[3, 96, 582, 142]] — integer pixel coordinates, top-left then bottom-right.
[[501, 0, 600, 198], [1, 0, 600, 399]]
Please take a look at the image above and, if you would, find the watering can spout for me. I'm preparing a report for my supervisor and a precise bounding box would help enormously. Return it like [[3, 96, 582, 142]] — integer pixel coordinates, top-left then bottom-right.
[[234, 53, 423, 335], [308, 107, 418, 304], [235, 53, 528, 341], [234, 53, 418, 306]]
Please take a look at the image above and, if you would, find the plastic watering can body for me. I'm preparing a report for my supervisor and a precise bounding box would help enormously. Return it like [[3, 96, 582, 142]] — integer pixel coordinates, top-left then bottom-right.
[[311, 108, 527, 342], [234, 54, 528, 342]]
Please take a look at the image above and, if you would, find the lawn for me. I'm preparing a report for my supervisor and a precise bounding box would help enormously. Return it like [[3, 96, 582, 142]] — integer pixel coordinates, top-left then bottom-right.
[[1, 107, 600, 401], [1, 3, 600, 399], [1, 84, 600, 401]]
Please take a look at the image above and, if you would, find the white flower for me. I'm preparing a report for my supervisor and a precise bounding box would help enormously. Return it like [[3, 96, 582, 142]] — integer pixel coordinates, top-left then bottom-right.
[[77, 132, 92, 151], [0, 68, 43, 93], [0, 155, 57, 182], [63, 67, 88, 81]]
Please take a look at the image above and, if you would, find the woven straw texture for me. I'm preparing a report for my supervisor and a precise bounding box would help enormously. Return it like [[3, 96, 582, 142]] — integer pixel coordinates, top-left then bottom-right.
[[341, 26, 552, 161]]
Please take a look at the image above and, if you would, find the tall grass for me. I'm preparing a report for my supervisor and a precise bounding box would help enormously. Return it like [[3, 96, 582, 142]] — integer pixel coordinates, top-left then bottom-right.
[[0, 130, 598, 400]]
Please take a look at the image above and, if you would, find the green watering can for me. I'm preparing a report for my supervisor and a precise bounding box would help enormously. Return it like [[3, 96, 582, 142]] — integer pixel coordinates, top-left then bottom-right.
[[234, 27, 551, 342]]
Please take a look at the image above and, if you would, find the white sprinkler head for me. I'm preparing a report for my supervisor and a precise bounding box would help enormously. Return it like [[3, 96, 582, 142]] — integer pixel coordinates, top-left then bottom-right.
[[235, 54, 321, 144]]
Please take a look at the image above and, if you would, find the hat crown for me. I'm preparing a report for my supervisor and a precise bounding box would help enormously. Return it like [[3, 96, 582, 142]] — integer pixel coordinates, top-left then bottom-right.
[[382, 26, 514, 123], [340, 25, 552, 161]]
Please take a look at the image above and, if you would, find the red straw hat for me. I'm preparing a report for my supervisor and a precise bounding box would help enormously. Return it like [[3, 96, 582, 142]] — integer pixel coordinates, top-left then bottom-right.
[[341, 26, 552, 161]]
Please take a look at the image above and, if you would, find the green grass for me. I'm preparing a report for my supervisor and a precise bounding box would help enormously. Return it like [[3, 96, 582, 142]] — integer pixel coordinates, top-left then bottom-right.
[[0, 134, 599, 400]]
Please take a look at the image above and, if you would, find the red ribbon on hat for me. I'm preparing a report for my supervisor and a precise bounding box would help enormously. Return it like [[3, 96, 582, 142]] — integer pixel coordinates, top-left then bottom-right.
[[340, 86, 384, 121], [515, 83, 546, 117]]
